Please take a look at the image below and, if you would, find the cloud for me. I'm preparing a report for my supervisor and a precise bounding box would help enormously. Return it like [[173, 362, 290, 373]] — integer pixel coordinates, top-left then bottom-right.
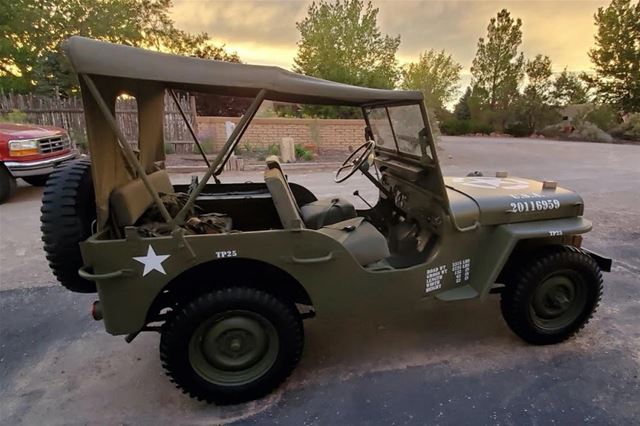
[[171, 0, 608, 74], [171, 0, 307, 47]]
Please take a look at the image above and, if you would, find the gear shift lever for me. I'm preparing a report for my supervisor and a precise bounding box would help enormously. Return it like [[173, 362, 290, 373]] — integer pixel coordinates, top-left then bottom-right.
[[353, 190, 373, 209]]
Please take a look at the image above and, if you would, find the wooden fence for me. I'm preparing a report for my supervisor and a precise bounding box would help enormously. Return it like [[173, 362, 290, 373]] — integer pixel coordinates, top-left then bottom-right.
[[0, 92, 197, 152]]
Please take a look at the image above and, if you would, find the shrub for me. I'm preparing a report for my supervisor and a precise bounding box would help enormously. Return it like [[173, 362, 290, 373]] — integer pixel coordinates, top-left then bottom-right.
[[584, 104, 619, 132], [294, 143, 314, 161], [200, 137, 215, 154], [569, 121, 613, 143], [439, 118, 470, 135], [539, 123, 568, 139], [0, 109, 28, 123], [69, 129, 88, 154], [469, 121, 494, 135], [609, 113, 640, 141], [504, 121, 531, 137], [429, 118, 496, 136], [267, 143, 280, 156]]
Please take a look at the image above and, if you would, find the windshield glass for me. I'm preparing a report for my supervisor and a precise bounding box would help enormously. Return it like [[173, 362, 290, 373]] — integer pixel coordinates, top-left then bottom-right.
[[366, 107, 396, 150], [365, 104, 425, 157]]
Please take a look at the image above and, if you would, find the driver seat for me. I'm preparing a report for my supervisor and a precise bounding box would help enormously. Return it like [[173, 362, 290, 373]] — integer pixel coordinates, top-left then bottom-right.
[[264, 166, 389, 266], [266, 157, 356, 229]]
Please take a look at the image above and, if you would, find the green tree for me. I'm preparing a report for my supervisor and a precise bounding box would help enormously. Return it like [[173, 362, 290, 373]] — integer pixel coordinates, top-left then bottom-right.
[[470, 9, 525, 128], [0, 0, 238, 94], [552, 68, 589, 106], [584, 0, 640, 112], [293, 0, 400, 117], [453, 87, 472, 120], [401, 49, 462, 116], [518, 54, 558, 132]]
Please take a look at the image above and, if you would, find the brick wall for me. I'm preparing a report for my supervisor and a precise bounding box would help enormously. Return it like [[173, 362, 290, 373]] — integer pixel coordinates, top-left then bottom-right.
[[196, 116, 366, 153]]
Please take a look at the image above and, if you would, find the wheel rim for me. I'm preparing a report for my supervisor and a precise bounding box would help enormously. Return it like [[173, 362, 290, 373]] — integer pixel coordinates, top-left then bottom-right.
[[529, 272, 587, 330], [189, 310, 279, 386]]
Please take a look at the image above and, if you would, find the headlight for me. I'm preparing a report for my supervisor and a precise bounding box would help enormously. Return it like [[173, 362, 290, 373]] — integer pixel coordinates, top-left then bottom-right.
[[9, 139, 39, 156]]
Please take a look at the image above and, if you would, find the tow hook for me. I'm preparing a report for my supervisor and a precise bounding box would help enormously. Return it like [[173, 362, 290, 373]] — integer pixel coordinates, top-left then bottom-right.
[[91, 301, 103, 321]]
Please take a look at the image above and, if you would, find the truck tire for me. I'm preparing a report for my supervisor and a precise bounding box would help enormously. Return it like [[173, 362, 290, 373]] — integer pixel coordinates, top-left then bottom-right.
[[23, 174, 50, 187], [160, 287, 304, 404], [500, 246, 603, 345], [0, 165, 17, 204], [40, 159, 97, 293]]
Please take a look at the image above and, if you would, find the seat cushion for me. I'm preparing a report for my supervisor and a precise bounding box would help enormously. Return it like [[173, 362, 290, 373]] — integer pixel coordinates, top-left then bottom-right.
[[110, 170, 174, 226], [318, 217, 390, 266], [300, 197, 356, 229]]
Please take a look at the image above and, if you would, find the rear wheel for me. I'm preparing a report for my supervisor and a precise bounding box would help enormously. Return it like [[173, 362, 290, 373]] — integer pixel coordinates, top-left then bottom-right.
[[0, 165, 16, 203], [160, 287, 303, 404], [500, 246, 603, 345], [23, 174, 50, 186]]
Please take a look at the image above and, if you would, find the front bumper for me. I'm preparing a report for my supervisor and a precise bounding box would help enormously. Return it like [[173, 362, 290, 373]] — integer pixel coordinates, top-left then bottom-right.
[[4, 151, 80, 177]]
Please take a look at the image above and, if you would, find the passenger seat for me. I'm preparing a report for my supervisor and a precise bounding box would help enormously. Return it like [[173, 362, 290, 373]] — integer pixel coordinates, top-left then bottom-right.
[[264, 166, 389, 266], [265, 157, 356, 229]]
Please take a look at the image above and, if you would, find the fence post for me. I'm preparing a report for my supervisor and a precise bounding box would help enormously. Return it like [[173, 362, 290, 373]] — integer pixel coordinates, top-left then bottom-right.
[[190, 95, 198, 134]]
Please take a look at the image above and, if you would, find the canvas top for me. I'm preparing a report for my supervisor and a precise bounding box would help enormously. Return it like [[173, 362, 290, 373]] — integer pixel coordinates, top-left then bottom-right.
[[64, 36, 423, 106]]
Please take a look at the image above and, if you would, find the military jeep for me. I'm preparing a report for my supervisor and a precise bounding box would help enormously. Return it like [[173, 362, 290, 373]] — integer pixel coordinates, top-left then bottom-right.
[[41, 37, 611, 404]]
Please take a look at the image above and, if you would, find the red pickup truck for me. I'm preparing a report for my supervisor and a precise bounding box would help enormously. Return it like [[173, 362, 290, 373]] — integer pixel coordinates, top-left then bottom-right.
[[0, 123, 79, 203]]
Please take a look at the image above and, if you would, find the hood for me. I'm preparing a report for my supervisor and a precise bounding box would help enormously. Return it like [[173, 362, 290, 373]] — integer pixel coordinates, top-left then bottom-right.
[[0, 123, 65, 139], [444, 176, 584, 227]]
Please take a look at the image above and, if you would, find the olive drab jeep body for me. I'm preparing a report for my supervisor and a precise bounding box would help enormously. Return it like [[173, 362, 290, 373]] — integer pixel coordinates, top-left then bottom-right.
[[40, 36, 611, 404]]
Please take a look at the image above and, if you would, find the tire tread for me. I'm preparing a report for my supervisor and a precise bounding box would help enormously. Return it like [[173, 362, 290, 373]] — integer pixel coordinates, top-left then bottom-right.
[[160, 286, 303, 404], [40, 159, 96, 293], [500, 245, 603, 345]]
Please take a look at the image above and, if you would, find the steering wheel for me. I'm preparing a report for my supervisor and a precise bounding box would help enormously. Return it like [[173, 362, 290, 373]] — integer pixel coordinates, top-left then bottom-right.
[[335, 140, 375, 183]]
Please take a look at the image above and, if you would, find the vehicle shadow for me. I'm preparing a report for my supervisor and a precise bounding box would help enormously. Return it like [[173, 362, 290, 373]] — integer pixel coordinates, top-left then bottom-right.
[[295, 297, 518, 383], [157, 297, 521, 422]]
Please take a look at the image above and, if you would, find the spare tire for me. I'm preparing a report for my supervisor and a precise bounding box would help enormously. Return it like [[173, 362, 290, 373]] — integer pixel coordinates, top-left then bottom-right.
[[41, 158, 97, 293]]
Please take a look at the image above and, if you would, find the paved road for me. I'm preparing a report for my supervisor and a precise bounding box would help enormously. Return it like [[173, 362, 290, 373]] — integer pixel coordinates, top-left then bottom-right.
[[1, 137, 639, 425]]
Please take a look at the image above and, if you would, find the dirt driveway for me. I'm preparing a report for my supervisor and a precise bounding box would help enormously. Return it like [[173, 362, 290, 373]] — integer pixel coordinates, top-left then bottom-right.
[[1, 136, 639, 425]]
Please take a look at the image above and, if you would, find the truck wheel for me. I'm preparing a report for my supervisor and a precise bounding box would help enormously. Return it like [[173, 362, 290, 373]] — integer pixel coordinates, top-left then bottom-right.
[[160, 287, 304, 404], [40, 159, 97, 293], [23, 174, 50, 187], [500, 246, 603, 345], [0, 165, 16, 203]]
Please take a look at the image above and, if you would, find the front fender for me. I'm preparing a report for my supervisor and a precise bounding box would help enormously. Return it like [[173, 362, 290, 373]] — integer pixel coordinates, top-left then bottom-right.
[[471, 216, 593, 300]]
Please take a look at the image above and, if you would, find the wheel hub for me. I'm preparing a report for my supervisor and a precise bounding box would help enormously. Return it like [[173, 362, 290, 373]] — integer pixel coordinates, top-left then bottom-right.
[[201, 316, 268, 371], [533, 275, 577, 319], [189, 310, 279, 386], [529, 273, 587, 330]]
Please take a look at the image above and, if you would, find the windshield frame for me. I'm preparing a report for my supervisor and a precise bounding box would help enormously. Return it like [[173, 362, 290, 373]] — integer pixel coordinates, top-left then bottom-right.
[[361, 101, 431, 161]]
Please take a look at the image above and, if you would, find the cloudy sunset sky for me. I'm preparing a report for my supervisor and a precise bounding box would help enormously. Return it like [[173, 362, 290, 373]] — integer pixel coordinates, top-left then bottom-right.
[[171, 0, 608, 90]]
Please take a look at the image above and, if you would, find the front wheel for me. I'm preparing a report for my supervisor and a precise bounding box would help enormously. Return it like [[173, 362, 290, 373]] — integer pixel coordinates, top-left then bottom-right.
[[500, 246, 603, 345], [0, 165, 16, 203], [160, 287, 304, 404]]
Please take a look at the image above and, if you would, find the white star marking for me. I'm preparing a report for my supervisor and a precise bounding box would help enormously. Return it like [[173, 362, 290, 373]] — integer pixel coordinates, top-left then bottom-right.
[[452, 177, 530, 190], [133, 246, 170, 276]]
